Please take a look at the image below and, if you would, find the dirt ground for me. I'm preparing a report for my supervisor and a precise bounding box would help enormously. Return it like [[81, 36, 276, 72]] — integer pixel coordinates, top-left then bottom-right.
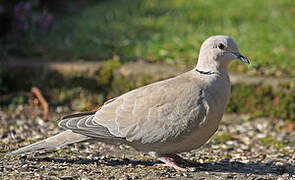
[[0, 105, 295, 179]]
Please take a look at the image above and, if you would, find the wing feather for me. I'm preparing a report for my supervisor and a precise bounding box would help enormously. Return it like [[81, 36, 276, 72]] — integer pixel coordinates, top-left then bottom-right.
[[59, 71, 207, 144], [58, 111, 121, 139], [94, 71, 206, 144]]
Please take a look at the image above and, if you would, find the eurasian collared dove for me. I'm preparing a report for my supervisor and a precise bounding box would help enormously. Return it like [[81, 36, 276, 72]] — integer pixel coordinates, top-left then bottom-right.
[[10, 35, 249, 171]]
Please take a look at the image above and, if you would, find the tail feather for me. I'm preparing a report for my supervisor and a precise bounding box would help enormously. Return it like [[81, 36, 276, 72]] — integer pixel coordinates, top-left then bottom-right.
[[10, 130, 90, 155]]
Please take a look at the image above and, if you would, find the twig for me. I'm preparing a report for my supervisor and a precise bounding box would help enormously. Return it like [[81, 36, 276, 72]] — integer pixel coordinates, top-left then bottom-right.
[[30, 87, 49, 121]]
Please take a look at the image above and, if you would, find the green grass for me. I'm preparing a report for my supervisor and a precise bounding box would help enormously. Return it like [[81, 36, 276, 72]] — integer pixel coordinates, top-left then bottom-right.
[[18, 0, 295, 76], [260, 136, 285, 149]]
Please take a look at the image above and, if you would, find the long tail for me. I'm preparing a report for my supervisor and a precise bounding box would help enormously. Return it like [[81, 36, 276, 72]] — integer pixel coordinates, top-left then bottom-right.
[[10, 130, 90, 155]]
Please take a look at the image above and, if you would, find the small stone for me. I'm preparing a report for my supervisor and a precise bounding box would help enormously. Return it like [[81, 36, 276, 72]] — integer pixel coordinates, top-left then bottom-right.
[[5, 166, 12, 171], [60, 176, 73, 180], [253, 178, 265, 180], [257, 133, 267, 138]]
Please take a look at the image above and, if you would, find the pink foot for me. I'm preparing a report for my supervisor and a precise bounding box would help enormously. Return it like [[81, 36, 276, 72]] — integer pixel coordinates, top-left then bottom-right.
[[156, 154, 196, 172]]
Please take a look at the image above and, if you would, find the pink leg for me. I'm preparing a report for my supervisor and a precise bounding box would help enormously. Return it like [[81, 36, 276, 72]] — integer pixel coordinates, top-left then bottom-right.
[[156, 154, 196, 172]]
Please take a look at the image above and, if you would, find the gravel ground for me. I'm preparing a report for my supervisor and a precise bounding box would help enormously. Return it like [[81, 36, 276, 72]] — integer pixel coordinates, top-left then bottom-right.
[[0, 105, 295, 179]]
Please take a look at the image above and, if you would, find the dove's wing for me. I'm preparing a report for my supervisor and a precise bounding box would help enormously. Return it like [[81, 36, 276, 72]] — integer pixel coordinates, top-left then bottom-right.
[[58, 99, 121, 140], [58, 71, 209, 145], [94, 71, 209, 144]]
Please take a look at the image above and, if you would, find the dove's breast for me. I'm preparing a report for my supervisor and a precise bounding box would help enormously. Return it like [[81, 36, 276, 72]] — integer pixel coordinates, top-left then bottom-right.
[[204, 73, 231, 123], [139, 73, 231, 154], [173, 74, 231, 153]]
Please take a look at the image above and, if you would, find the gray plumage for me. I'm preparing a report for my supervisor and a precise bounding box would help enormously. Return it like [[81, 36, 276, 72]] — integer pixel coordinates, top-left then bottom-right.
[[10, 35, 249, 171], [10, 130, 90, 155]]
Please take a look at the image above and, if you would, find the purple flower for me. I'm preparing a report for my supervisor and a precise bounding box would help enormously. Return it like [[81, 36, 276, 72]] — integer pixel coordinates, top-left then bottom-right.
[[13, 2, 33, 31], [12, 1, 54, 32], [40, 13, 54, 31], [14, 2, 26, 30]]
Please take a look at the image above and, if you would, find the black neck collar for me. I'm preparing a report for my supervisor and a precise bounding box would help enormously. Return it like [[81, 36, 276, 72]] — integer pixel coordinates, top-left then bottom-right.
[[195, 69, 217, 75]]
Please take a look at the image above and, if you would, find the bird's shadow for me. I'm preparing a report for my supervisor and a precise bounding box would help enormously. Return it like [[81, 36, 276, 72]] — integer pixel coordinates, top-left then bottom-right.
[[25, 156, 294, 175]]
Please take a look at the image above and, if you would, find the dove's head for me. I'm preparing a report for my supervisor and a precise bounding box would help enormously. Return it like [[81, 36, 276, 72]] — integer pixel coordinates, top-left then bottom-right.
[[196, 35, 249, 73]]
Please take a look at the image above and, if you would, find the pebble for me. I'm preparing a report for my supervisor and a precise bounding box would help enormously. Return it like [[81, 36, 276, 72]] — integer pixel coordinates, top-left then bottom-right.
[[1, 106, 294, 179], [256, 133, 267, 138]]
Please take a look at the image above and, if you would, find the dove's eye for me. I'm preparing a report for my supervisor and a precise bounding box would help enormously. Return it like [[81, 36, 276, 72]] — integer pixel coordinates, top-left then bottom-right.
[[218, 43, 225, 50]]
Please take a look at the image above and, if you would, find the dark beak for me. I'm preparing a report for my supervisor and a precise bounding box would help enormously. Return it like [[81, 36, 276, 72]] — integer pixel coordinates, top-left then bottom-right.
[[234, 52, 250, 64]]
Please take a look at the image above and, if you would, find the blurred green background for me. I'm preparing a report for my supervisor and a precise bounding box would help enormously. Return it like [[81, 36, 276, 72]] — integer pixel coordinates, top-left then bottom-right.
[[1, 0, 295, 121], [2, 0, 295, 75]]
